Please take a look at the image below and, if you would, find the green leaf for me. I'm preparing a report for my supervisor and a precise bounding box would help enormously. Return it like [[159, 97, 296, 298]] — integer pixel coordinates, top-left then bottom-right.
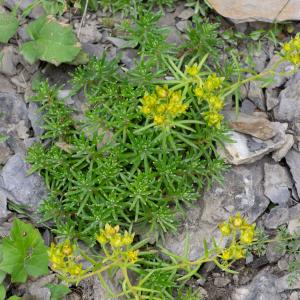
[[20, 16, 81, 66], [0, 13, 19, 43], [0, 218, 49, 283], [0, 284, 5, 300], [46, 283, 70, 300], [8, 297, 21, 300]]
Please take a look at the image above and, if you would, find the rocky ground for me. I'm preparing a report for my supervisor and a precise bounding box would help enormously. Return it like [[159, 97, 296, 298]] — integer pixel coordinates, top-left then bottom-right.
[[1, 0, 300, 299]]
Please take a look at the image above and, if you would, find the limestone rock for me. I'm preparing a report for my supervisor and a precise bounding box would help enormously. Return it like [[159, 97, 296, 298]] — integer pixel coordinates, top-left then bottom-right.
[[208, 0, 300, 23], [264, 207, 289, 229], [286, 150, 300, 198], [272, 134, 294, 162]]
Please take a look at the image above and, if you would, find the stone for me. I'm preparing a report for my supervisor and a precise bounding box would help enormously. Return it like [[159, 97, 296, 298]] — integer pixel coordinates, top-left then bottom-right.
[[290, 292, 299, 300], [18, 274, 57, 300], [0, 142, 12, 165], [208, 0, 300, 23], [266, 88, 280, 111], [214, 276, 231, 287], [75, 21, 102, 44], [276, 273, 300, 292], [175, 20, 190, 32], [278, 256, 289, 271], [0, 189, 8, 220], [264, 163, 292, 205], [81, 43, 105, 58], [248, 80, 265, 111], [274, 73, 300, 122], [264, 207, 289, 229], [287, 219, 300, 235], [0, 46, 18, 76], [178, 8, 194, 20], [232, 270, 280, 300], [163, 160, 269, 260], [218, 122, 287, 165], [4, 0, 44, 19], [286, 150, 300, 198], [272, 134, 294, 162], [266, 241, 286, 263], [0, 74, 15, 93], [240, 99, 256, 114], [226, 112, 277, 140], [166, 26, 185, 46], [121, 48, 137, 69], [105, 37, 129, 48], [0, 154, 48, 210], [28, 102, 44, 136]]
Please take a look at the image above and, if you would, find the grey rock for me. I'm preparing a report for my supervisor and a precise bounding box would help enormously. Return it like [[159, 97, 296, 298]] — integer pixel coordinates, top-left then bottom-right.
[[208, 0, 300, 23], [1, 154, 48, 210], [272, 134, 294, 162], [264, 207, 289, 229], [232, 271, 280, 300], [274, 74, 300, 122], [0, 189, 8, 220], [178, 8, 194, 20], [287, 219, 300, 235], [0, 74, 15, 93], [4, 0, 44, 18], [252, 46, 269, 73], [290, 292, 300, 300], [166, 26, 185, 46], [266, 88, 280, 111], [214, 276, 231, 287], [105, 37, 129, 48], [240, 99, 256, 114], [276, 273, 300, 292], [226, 112, 278, 140], [248, 80, 265, 111], [82, 43, 105, 58], [163, 161, 269, 260], [0, 46, 19, 76], [18, 274, 57, 300], [175, 20, 190, 32], [264, 163, 292, 205], [0, 142, 12, 165], [286, 150, 300, 198], [17, 25, 30, 42], [218, 122, 287, 165], [75, 21, 102, 44], [121, 48, 137, 69], [158, 12, 176, 26], [266, 242, 286, 263], [278, 256, 289, 271]]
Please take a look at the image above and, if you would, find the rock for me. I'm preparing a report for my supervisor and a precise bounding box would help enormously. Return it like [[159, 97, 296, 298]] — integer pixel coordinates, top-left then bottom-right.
[[266, 242, 286, 263], [4, 0, 44, 19], [75, 21, 102, 44], [218, 122, 287, 165], [81, 43, 105, 58], [287, 219, 300, 235], [121, 48, 137, 69], [178, 8, 194, 19], [248, 81, 265, 111], [286, 150, 300, 198], [264, 207, 289, 229], [0, 46, 18, 76], [214, 276, 231, 287], [276, 273, 300, 292], [264, 163, 292, 205], [208, 0, 300, 23], [240, 99, 256, 114], [232, 270, 280, 300], [28, 102, 44, 136], [175, 20, 190, 32], [226, 112, 277, 140], [166, 26, 184, 46], [0, 189, 8, 220], [163, 160, 269, 260], [0, 142, 12, 165], [0, 154, 48, 210], [272, 134, 294, 162], [274, 73, 300, 122], [266, 88, 280, 111], [18, 274, 57, 300], [0, 74, 15, 93], [290, 292, 300, 300], [278, 256, 289, 271], [105, 37, 129, 48]]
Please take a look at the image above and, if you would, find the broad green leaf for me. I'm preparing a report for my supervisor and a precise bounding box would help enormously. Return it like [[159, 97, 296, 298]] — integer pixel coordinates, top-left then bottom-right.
[[0, 218, 49, 283], [0, 13, 19, 43], [8, 297, 21, 300], [46, 283, 70, 300], [21, 16, 81, 66], [0, 284, 5, 300]]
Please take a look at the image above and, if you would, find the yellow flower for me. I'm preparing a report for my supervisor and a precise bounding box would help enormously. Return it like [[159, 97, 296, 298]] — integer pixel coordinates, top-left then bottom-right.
[[233, 246, 246, 260], [221, 248, 232, 261], [122, 231, 134, 246], [143, 93, 157, 107], [208, 96, 224, 112], [204, 111, 224, 128], [231, 213, 243, 228], [69, 263, 83, 276], [240, 229, 255, 244], [185, 64, 200, 77], [96, 232, 108, 245], [110, 233, 123, 248], [140, 105, 151, 115], [169, 91, 181, 103], [204, 74, 223, 91], [154, 114, 166, 125], [127, 250, 139, 263], [156, 85, 169, 98], [156, 104, 168, 114], [194, 86, 204, 98], [104, 224, 119, 238], [219, 222, 231, 236], [62, 240, 73, 256]]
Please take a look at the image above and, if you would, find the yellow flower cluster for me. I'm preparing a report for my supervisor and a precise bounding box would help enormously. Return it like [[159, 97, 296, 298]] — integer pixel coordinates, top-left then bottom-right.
[[185, 63, 200, 77], [96, 224, 139, 263], [48, 240, 84, 277], [194, 74, 225, 129], [140, 85, 189, 126], [218, 213, 256, 261], [282, 34, 300, 65]]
